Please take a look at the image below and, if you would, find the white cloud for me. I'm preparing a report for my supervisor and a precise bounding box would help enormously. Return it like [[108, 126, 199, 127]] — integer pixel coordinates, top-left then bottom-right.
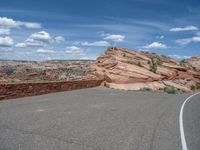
[[144, 42, 167, 49], [36, 48, 55, 53], [102, 33, 125, 42], [54, 36, 65, 43], [17, 22, 41, 29], [168, 54, 191, 60], [176, 36, 200, 46], [169, 25, 198, 32], [65, 46, 85, 56], [0, 36, 14, 47], [176, 38, 191, 46], [15, 43, 26, 48], [0, 17, 41, 29], [160, 35, 164, 39], [81, 41, 110, 47], [65, 46, 82, 53], [192, 36, 200, 42], [0, 28, 10, 36], [29, 31, 51, 42], [25, 38, 45, 47], [16, 31, 51, 48]]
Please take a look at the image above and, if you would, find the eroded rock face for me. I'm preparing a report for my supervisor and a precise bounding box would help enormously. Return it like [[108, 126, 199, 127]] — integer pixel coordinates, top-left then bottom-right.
[[87, 47, 200, 92]]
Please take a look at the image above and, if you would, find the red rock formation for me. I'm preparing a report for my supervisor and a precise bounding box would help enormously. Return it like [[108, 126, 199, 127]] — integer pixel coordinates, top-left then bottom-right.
[[87, 47, 200, 92]]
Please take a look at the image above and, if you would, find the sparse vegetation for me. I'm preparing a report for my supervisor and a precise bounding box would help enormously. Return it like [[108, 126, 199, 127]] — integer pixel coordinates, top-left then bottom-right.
[[3, 67, 15, 75], [180, 59, 187, 66], [191, 84, 197, 91], [149, 58, 158, 73], [161, 55, 170, 59], [140, 87, 152, 91], [180, 59, 186, 63], [164, 86, 177, 94]]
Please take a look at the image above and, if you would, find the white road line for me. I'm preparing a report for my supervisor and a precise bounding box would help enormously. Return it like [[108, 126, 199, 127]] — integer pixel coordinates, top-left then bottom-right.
[[179, 92, 200, 150]]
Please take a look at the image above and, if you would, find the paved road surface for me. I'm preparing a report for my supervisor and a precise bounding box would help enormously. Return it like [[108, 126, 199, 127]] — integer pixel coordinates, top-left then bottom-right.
[[183, 93, 200, 150], [0, 87, 199, 150]]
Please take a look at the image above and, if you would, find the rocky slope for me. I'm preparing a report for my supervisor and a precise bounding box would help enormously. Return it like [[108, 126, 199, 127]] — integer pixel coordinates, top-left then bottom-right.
[[87, 47, 200, 92]]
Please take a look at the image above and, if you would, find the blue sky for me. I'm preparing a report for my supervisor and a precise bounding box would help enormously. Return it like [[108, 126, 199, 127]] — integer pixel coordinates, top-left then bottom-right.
[[0, 0, 200, 60]]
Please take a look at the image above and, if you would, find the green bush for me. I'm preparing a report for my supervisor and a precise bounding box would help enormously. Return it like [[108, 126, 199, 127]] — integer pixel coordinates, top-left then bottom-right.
[[191, 84, 197, 91], [164, 86, 177, 94], [3, 67, 15, 76], [149, 58, 158, 73]]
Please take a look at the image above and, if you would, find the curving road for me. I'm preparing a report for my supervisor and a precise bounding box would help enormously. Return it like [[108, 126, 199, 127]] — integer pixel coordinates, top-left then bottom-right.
[[0, 87, 199, 150], [181, 93, 200, 150]]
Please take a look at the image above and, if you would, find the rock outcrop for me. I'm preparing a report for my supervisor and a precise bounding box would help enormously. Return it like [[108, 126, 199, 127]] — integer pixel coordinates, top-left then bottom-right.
[[87, 47, 200, 92]]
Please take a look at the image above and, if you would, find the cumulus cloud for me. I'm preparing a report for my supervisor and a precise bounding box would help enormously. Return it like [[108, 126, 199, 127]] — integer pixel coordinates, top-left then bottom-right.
[[65, 46, 86, 57], [54, 36, 65, 43], [0, 28, 10, 36], [144, 42, 167, 49], [0, 17, 41, 29], [16, 31, 51, 48], [29, 31, 51, 42], [176, 36, 200, 46], [36, 48, 55, 53], [81, 41, 110, 47], [0, 36, 14, 47], [102, 33, 125, 42], [25, 38, 45, 47], [169, 25, 198, 32]]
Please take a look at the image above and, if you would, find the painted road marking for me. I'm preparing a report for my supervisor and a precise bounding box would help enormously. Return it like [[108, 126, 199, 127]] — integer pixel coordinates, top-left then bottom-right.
[[179, 92, 200, 150]]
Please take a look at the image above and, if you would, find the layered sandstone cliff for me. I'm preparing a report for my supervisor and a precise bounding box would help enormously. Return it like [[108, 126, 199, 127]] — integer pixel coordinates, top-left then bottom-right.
[[87, 47, 200, 92]]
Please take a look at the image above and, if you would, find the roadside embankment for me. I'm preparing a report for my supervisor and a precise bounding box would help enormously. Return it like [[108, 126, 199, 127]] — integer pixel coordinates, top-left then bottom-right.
[[0, 80, 103, 100]]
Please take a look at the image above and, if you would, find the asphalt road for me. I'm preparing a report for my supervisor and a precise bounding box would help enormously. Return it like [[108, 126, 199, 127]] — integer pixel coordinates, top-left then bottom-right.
[[183, 93, 200, 150], [0, 87, 199, 150]]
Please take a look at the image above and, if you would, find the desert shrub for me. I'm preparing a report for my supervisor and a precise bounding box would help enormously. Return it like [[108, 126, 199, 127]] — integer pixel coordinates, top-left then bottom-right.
[[3, 66, 15, 75], [179, 59, 187, 66], [140, 87, 152, 91], [180, 59, 186, 63], [149, 58, 158, 73], [191, 84, 197, 91], [164, 86, 177, 94]]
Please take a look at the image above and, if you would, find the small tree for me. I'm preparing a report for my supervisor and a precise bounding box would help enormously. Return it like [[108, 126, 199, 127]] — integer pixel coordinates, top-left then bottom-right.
[[3, 66, 14, 76], [149, 58, 158, 73], [191, 84, 197, 91], [164, 86, 177, 94]]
